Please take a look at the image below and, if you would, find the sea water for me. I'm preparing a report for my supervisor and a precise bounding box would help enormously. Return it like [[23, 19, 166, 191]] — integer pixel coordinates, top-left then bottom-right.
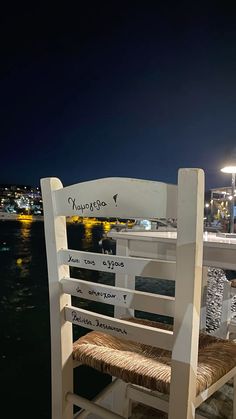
[[0, 220, 174, 419]]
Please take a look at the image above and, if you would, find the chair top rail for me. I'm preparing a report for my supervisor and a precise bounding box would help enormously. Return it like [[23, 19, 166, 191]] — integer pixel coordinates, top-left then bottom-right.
[[65, 306, 173, 350], [61, 277, 175, 317], [59, 249, 176, 281], [52, 177, 177, 219]]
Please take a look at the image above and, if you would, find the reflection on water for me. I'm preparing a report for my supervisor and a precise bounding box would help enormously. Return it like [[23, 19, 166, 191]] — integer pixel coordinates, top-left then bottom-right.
[[20, 219, 32, 238], [0, 220, 50, 419], [0, 218, 173, 419], [0, 218, 118, 418], [66, 218, 108, 251], [1, 220, 40, 321], [10, 219, 32, 279], [83, 219, 94, 241], [74, 218, 110, 243]]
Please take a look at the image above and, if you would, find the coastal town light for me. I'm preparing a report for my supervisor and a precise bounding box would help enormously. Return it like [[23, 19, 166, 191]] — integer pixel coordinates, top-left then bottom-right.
[[221, 153, 236, 233]]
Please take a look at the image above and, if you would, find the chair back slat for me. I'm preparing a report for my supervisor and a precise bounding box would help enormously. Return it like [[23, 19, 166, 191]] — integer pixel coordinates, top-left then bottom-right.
[[61, 277, 175, 317], [54, 177, 177, 219], [65, 306, 173, 350], [59, 249, 176, 280]]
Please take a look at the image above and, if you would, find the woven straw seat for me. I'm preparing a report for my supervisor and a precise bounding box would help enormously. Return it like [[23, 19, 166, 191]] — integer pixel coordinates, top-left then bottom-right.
[[73, 318, 236, 396]]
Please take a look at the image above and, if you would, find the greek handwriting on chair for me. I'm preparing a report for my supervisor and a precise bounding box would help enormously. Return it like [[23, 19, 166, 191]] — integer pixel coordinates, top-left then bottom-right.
[[41, 170, 236, 419]]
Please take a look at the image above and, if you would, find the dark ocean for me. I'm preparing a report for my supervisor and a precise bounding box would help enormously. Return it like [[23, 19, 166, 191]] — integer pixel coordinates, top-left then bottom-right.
[[0, 220, 174, 419]]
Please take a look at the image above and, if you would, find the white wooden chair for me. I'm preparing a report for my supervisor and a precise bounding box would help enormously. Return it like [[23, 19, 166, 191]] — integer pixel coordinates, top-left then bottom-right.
[[41, 168, 236, 419]]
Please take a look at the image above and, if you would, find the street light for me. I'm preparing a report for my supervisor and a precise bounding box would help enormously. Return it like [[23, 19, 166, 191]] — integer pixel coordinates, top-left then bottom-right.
[[204, 202, 210, 225], [221, 157, 236, 234]]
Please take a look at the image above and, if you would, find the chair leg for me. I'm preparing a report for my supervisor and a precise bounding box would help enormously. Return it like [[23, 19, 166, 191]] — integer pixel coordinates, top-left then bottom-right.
[[111, 381, 131, 418]]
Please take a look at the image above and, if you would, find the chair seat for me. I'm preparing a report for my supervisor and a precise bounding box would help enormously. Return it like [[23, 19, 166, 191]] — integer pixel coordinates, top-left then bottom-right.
[[73, 318, 236, 396]]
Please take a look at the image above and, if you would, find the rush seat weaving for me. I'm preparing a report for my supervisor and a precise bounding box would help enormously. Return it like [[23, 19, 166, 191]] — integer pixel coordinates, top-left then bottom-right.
[[73, 318, 236, 395]]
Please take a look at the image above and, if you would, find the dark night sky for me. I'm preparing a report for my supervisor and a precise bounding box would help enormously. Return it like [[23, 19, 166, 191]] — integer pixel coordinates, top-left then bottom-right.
[[1, 2, 236, 190]]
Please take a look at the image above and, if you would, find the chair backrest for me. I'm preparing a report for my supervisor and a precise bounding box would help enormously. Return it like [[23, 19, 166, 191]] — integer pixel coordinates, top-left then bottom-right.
[[41, 168, 204, 419]]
